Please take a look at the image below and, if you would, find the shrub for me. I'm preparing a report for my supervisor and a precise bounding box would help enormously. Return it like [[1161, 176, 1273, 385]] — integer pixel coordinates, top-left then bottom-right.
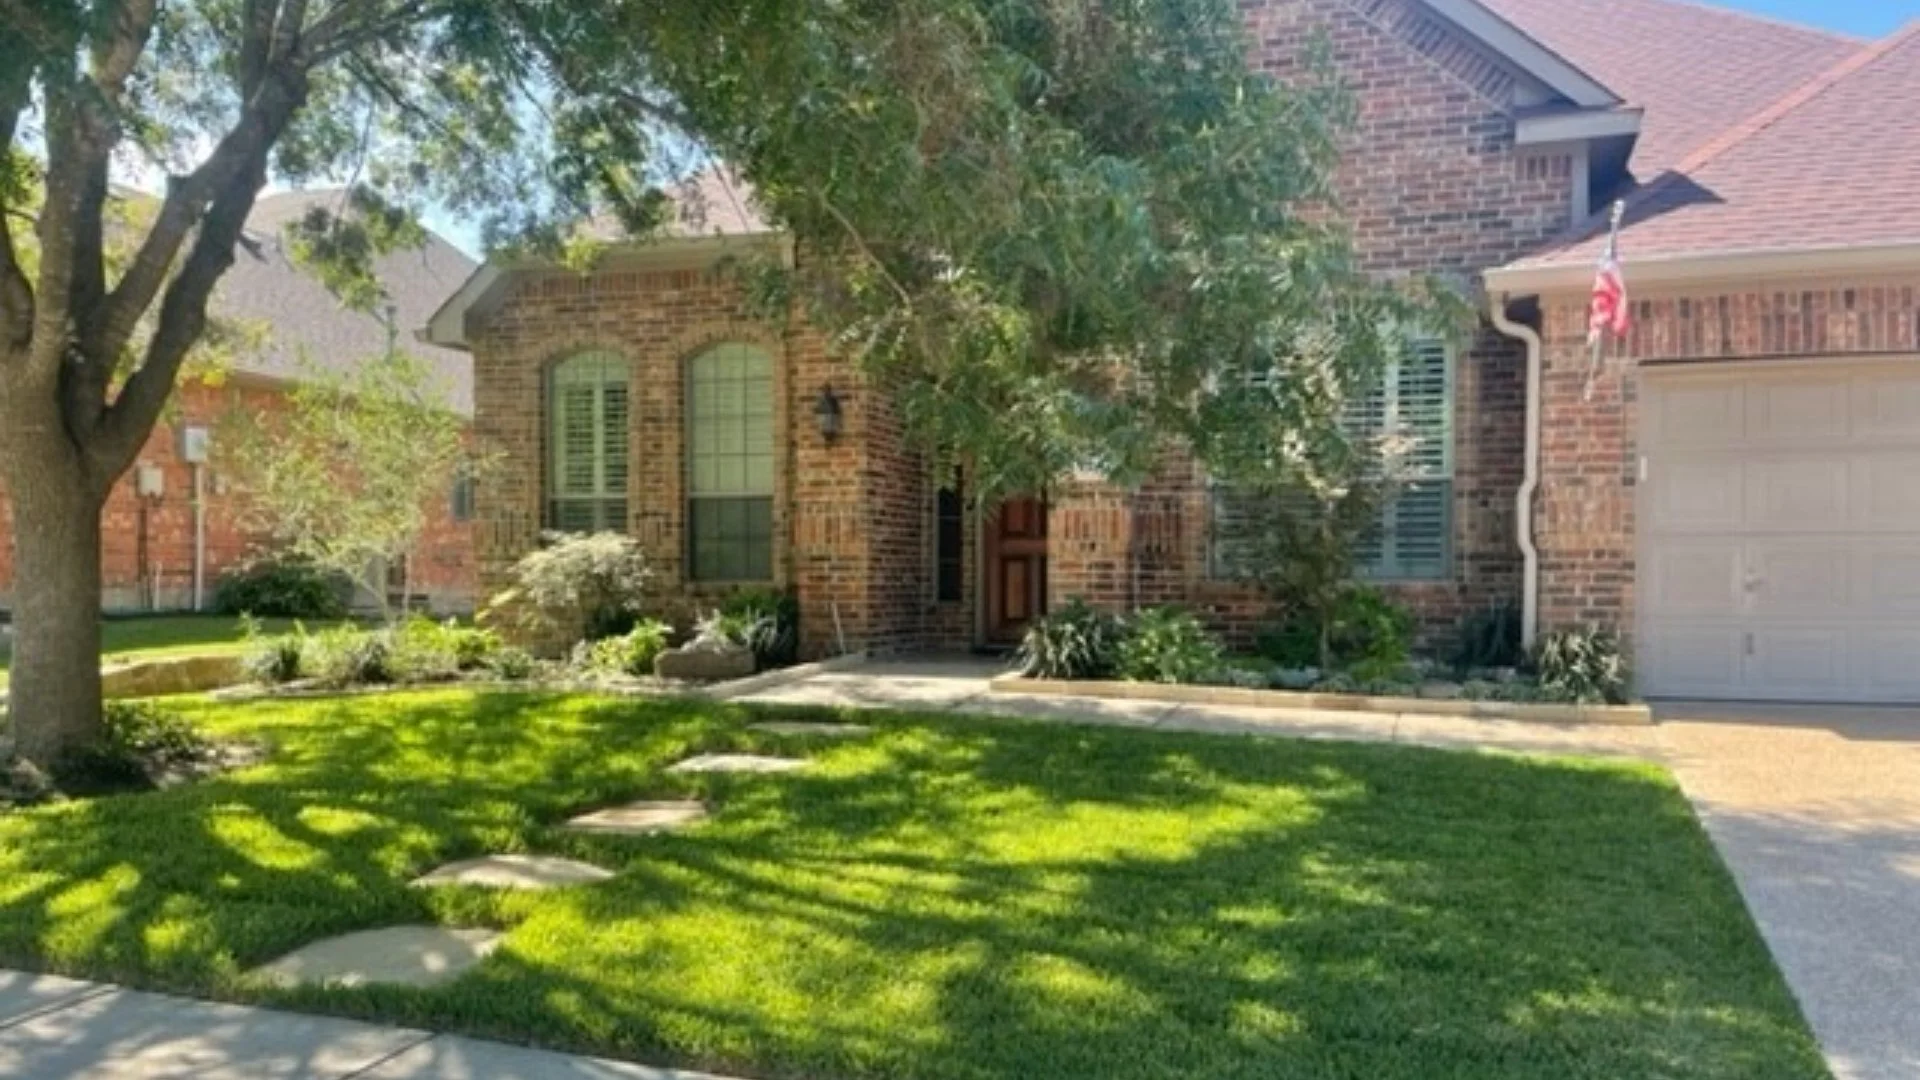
[[1015, 599, 1123, 680], [213, 557, 347, 620], [486, 532, 654, 646], [718, 588, 800, 669], [1452, 600, 1524, 672], [1256, 585, 1413, 674], [1533, 626, 1631, 705], [387, 617, 502, 681], [586, 619, 673, 677], [307, 624, 396, 686], [1116, 607, 1224, 685], [58, 701, 210, 785], [489, 646, 536, 681], [241, 619, 307, 684]]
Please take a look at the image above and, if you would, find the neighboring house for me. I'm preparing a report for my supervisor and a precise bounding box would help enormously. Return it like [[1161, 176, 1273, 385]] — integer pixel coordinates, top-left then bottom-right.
[[428, 0, 1920, 704], [0, 189, 480, 616]]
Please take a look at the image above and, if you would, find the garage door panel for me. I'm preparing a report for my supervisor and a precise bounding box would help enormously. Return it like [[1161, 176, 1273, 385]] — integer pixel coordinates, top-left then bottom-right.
[[1650, 382, 1745, 450], [1747, 377, 1849, 446], [1643, 542, 1742, 617], [1745, 458, 1849, 531], [1860, 545, 1920, 617], [1851, 374, 1920, 444], [1745, 628, 1846, 697], [1748, 542, 1850, 618], [1653, 460, 1744, 534], [1641, 626, 1744, 698], [1852, 628, 1920, 700], [1853, 455, 1920, 530]]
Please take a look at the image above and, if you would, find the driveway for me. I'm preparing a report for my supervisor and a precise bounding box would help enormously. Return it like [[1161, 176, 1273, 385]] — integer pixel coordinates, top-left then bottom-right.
[[1659, 704, 1920, 1080]]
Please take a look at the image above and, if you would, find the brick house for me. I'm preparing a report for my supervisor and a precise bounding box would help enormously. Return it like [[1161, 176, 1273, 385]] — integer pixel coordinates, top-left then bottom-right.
[[0, 190, 480, 616], [430, 0, 1920, 703]]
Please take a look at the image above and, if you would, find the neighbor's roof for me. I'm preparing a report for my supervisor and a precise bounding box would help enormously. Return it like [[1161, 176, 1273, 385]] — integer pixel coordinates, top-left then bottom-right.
[[1494, 19, 1920, 281], [217, 190, 477, 413], [1479, 0, 1862, 179], [579, 167, 772, 242]]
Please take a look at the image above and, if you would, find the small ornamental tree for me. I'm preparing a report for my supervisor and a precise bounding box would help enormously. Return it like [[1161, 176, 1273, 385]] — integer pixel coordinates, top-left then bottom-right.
[[220, 327, 471, 622]]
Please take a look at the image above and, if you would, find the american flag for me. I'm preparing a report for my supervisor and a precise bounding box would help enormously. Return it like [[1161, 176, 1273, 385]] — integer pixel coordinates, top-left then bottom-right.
[[1587, 206, 1630, 346]]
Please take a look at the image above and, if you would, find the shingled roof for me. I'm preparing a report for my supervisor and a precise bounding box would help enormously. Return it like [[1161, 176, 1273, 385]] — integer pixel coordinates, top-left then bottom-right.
[[1479, 0, 1862, 179], [1497, 18, 1920, 275], [217, 190, 477, 413]]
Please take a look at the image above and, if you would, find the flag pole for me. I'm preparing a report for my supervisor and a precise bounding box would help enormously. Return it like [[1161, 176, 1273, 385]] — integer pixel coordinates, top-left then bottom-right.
[[1583, 199, 1628, 403]]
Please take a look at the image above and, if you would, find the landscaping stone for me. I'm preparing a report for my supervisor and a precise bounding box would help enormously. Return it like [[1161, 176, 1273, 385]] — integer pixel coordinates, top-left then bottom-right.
[[252, 926, 501, 989], [748, 721, 873, 737], [564, 800, 709, 835], [101, 654, 246, 699], [1418, 681, 1465, 701], [411, 854, 613, 890], [668, 753, 807, 775], [655, 644, 755, 682]]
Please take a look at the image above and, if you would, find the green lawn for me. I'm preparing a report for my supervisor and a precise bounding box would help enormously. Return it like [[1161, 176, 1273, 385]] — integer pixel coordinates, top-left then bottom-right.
[[0, 691, 1827, 1079], [0, 615, 296, 687]]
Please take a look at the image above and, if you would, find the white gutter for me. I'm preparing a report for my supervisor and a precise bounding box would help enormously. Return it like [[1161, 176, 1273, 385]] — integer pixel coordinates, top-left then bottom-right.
[[1488, 295, 1542, 648], [1489, 239, 1920, 295]]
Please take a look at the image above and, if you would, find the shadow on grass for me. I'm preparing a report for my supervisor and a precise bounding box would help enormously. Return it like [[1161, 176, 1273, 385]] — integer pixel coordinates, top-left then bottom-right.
[[0, 691, 1832, 1080]]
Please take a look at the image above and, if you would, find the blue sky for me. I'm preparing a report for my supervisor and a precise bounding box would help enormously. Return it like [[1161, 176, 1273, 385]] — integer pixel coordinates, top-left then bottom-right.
[[1717, 0, 1918, 35]]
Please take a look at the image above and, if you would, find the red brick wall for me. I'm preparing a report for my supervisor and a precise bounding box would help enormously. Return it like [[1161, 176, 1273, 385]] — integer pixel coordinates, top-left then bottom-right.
[[1053, 0, 1577, 646], [0, 379, 477, 615], [1534, 276, 1920, 641], [470, 262, 939, 657]]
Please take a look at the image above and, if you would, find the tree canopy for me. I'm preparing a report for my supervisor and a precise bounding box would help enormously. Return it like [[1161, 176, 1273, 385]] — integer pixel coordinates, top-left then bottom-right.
[[0, 0, 1438, 759]]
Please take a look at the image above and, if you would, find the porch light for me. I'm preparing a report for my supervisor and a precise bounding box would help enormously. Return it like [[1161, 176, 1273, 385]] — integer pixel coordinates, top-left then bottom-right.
[[813, 384, 844, 442]]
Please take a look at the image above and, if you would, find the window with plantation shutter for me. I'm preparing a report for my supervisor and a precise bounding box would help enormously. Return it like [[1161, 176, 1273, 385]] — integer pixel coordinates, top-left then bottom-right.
[[687, 344, 775, 582], [1353, 339, 1454, 580], [1206, 339, 1453, 582], [547, 351, 630, 533]]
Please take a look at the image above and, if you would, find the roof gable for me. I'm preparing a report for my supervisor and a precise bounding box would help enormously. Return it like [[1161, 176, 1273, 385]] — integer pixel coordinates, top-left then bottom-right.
[[1493, 20, 1920, 285], [1475, 0, 1860, 177]]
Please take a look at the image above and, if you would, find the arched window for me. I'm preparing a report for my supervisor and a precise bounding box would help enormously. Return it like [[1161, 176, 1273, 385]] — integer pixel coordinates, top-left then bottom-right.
[[548, 350, 630, 532], [686, 344, 774, 581]]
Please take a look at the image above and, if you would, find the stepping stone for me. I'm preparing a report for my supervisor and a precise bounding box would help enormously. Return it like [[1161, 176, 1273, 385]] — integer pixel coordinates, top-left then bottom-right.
[[749, 721, 873, 737], [564, 800, 709, 835], [668, 753, 808, 774], [410, 854, 614, 890], [252, 926, 501, 989]]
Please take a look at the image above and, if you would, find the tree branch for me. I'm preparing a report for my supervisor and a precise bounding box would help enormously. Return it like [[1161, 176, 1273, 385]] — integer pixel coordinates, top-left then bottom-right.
[[90, 0, 159, 103], [91, 74, 308, 478], [0, 86, 34, 354], [87, 3, 301, 371]]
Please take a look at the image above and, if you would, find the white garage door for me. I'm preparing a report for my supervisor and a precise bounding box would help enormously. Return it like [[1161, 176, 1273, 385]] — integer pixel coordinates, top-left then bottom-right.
[[1640, 360, 1920, 703]]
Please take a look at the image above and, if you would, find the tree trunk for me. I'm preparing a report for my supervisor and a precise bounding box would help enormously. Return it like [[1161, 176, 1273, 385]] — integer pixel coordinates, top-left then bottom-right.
[[6, 449, 106, 765]]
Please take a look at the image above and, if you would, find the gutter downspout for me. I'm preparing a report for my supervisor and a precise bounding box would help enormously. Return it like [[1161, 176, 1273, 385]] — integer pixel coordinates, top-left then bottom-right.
[[191, 462, 207, 612], [1488, 294, 1542, 648]]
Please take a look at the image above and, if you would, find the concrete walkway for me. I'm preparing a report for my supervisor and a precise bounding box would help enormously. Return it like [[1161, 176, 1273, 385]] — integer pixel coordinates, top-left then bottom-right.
[[736, 656, 1664, 760], [747, 657, 1920, 1080], [0, 970, 736, 1080], [1659, 703, 1920, 1080]]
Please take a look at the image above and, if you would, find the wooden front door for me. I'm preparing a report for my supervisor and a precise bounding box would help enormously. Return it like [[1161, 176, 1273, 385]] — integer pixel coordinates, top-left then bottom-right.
[[984, 497, 1048, 644]]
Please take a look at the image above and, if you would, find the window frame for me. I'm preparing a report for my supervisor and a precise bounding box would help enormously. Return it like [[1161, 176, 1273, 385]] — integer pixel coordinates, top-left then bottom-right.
[[684, 343, 777, 584], [545, 350, 631, 534], [1205, 338, 1456, 584], [1354, 338, 1455, 583]]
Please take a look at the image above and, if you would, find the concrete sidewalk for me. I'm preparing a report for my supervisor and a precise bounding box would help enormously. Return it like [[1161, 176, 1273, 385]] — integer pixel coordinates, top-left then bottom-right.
[[0, 970, 735, 1080]]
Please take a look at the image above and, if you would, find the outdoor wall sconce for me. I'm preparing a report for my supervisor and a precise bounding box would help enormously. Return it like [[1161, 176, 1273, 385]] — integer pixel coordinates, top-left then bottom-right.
[[814, 384, 844, 442]]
